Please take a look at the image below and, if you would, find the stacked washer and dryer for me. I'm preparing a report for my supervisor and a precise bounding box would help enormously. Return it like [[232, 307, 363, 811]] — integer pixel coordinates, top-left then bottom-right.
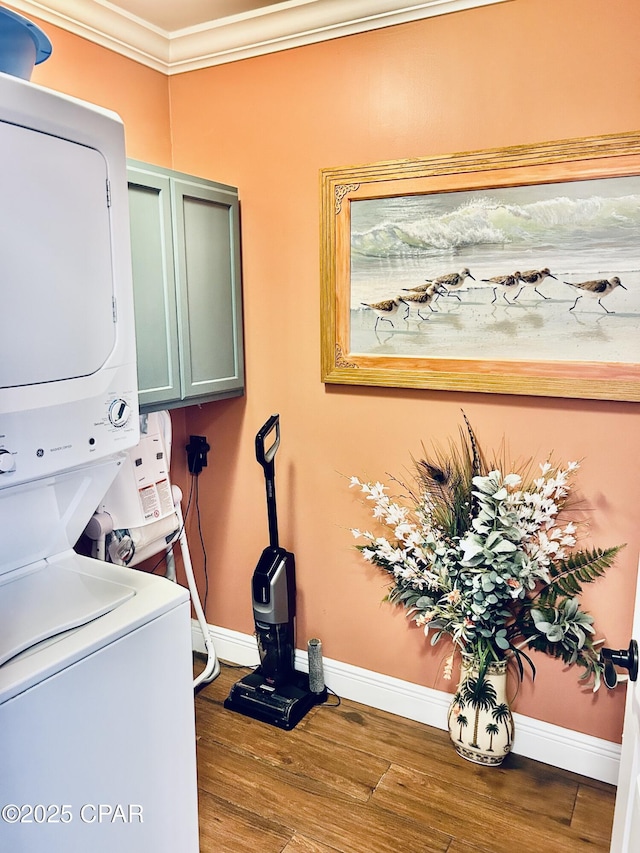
[[0, 9, 200, 852]]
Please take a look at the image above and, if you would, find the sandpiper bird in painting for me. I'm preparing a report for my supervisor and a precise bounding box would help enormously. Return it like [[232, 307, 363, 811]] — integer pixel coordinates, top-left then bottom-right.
[[399, 288, 438, 319], [482, 272, 522, 304], [401, 281, 436, 294], [360, 297, 409, 330], [564, 276, 626, 313], [515, 267, 557, 300], [427, 267, 475, 300], [400, 281, 439, 299]]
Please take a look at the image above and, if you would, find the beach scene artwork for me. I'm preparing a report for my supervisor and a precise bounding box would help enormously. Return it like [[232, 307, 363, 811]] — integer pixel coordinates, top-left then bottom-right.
[[350, 176, 640, 365]]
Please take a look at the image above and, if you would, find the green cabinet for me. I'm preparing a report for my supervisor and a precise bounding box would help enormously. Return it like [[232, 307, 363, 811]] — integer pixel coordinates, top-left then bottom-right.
[[126, 160, 244, 411]]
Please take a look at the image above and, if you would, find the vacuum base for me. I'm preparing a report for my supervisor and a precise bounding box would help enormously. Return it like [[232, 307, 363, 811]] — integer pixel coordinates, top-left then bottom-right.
[[224, 669, 327, 730]]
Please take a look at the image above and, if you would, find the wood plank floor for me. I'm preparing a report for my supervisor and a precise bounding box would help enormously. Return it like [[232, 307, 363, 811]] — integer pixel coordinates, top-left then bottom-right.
[[194, 659, 616, 853]]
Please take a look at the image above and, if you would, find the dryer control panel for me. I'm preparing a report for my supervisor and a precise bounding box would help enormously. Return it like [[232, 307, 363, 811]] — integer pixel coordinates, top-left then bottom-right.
[[0, 364, 138, 487]]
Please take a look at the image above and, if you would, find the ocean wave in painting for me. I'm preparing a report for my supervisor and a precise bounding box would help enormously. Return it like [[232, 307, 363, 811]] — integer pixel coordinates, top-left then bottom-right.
[[350, 194, 640, 258]]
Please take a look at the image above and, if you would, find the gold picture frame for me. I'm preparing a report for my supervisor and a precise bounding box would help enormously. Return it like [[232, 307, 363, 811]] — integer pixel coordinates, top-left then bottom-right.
[[320, 132, 640, 401]]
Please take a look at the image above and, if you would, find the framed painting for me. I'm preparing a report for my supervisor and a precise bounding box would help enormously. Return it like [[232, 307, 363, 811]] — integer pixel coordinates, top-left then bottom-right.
[[320, 132, 640, 401]]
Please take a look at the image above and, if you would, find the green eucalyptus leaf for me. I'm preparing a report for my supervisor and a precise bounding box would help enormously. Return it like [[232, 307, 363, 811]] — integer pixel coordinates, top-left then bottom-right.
[[493, 539, 518, 553], [564, 598, 580, 619], [485, 531, 503, 550], [546, 625, 565, 642]]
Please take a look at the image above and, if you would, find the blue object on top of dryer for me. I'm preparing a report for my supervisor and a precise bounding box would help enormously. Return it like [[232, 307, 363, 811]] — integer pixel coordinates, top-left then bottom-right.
[[0, 5, 52, 79]]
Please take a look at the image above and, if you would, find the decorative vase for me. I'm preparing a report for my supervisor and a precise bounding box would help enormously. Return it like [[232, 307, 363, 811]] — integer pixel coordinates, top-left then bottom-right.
[[447, 659, 514, 766]]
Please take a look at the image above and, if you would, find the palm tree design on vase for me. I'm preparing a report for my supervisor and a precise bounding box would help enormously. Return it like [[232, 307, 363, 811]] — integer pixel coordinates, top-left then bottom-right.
[[456, 714, 469, 742], [447, 691, 470, 743], [447, 691, 465, 727], [485, 722, 500, 752], [492, 703, 514, 752], [461, 675, 497, 749]]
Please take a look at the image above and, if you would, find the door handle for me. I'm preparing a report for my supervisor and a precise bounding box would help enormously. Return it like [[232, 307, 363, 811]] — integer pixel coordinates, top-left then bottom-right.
[[600, 641, 639, 688]]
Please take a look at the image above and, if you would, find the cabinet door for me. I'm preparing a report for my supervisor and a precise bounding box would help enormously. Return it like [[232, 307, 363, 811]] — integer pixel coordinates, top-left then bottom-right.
[[127, 170, 181, 409], [171, 178, 244, 401]]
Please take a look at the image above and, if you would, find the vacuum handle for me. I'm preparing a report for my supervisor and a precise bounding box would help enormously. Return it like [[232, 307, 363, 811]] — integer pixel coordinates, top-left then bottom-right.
[[256, 414, 280, 472], [256, 414, 280, 549]]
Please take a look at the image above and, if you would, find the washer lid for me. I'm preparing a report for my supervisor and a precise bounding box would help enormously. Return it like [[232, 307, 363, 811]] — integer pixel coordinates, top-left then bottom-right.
[[0, 560, 134, 667]]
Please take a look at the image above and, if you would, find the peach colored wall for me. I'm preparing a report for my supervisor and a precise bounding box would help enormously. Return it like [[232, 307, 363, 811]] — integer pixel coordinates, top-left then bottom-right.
[[167, 0, 640, 743], [11, 0, 638, 744]]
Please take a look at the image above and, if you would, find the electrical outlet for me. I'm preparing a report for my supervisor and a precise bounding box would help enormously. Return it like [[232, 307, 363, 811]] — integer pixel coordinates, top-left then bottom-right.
[[186, 435, 210, 475]]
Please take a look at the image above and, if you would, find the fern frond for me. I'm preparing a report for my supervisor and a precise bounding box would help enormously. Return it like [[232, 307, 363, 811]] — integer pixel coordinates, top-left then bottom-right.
[[536, 545, 625, 606]]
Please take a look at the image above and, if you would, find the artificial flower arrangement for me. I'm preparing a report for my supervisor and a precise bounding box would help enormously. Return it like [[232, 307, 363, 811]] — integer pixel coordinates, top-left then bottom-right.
[[350, 415, 624, 693]]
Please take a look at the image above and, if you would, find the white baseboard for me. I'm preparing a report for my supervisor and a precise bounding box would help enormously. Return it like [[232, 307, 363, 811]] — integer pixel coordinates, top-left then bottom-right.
[[192, 620, 621, 785]]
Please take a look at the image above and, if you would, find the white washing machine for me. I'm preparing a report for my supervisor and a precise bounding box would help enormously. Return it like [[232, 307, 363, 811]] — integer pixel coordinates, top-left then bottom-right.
[[0, 547, 199, 852], [0, 459, 200, 852]]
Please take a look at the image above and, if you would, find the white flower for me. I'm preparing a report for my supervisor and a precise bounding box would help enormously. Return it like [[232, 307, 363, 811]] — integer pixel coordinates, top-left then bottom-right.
[[368, 481, 387, 501], [442, 652, 454, 680], [385, 503, 409, 525], [503, 473, 522, 488], [394, 522, 414, 541]]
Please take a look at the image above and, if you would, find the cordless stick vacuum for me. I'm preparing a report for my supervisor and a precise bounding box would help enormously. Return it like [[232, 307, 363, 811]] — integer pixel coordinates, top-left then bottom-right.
[[224, 414, 326, 730]]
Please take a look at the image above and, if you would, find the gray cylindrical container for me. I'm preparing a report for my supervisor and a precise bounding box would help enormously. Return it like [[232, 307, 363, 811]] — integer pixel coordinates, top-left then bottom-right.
[[307, 638, 325, 694]]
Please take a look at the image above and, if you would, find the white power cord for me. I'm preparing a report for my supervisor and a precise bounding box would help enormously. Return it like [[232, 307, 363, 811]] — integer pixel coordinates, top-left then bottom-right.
[[158, 411, 219, 686], [170, 488, 220, 687]]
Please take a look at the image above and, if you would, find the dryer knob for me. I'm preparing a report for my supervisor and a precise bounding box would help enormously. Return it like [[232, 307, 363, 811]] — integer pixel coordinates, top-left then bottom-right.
[[108, 398, 132, 428], [0, 449, 15, 473]]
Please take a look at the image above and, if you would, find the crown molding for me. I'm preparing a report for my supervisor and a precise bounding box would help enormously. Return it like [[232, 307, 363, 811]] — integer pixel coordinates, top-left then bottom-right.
[[8, 0, 170, 71], [8, 0, 508, 75]]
